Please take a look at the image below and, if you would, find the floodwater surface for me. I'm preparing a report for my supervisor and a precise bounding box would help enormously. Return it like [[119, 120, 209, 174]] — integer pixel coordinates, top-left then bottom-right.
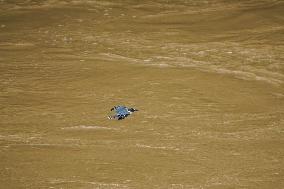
[[0, 0, 284, 188]]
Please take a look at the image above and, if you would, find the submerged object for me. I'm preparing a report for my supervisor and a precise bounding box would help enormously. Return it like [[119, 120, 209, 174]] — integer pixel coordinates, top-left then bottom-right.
[[108, 105, 138, 120]]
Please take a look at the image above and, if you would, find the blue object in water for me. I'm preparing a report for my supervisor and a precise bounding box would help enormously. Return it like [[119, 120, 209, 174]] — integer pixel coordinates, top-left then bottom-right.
[[108, 105, 138, 120]]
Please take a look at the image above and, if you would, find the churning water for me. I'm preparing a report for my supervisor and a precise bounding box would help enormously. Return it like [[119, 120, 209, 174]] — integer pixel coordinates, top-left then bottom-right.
[[0, 0, 283, 188]]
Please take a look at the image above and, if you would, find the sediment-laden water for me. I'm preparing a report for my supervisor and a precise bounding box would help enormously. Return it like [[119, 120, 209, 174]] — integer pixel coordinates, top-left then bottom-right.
[[0, 0, 283, 188]]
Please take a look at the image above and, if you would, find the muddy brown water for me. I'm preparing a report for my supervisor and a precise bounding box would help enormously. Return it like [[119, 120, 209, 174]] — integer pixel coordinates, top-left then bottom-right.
[[0, 0, 284, 188]]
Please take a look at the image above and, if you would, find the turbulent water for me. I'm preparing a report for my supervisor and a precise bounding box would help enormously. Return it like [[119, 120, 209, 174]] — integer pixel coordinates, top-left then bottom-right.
[[0, 0, 284, 188]]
